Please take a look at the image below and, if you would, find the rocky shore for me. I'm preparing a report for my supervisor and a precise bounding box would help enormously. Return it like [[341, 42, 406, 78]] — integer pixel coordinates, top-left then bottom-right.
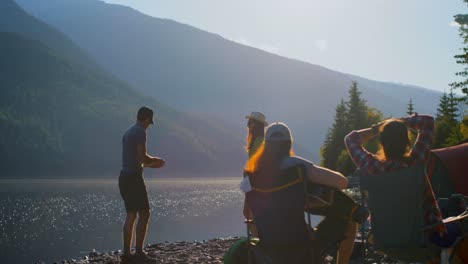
[[35, 237, 240, 264], [35, 236, 401, 264]]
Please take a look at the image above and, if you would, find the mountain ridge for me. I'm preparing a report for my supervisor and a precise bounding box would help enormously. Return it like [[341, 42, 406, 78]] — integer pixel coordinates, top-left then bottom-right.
[[14, 0, 443, 165], [0, 0, 246, 178]]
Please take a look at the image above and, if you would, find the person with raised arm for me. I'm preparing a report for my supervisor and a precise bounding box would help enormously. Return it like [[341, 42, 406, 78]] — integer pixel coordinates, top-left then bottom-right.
[[119, 106, 165, 262], [344, 114, 463, 248]]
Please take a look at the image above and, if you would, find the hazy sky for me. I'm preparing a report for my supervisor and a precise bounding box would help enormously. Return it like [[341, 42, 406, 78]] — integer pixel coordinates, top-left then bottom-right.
[[104, 0, 466, 93]]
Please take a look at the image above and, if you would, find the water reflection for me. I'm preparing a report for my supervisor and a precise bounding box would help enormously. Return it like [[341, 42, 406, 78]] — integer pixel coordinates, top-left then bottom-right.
[[0, 178, 244, 264]]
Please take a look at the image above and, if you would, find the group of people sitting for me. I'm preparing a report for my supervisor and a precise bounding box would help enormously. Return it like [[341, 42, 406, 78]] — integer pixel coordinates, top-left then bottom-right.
[[240, 111, 467, 264]]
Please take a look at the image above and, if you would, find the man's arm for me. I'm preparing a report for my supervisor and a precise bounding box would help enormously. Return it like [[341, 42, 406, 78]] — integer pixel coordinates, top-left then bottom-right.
[[137, 144, 165, 168]]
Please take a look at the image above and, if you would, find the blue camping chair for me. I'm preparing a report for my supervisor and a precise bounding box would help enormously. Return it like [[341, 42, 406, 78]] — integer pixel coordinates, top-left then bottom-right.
[[359, 165, 468, 263], [244, 165, 361, 264]]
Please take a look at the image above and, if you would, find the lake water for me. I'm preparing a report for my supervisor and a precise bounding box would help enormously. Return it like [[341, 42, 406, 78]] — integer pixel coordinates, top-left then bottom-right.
[[0, 178, 245, 264]]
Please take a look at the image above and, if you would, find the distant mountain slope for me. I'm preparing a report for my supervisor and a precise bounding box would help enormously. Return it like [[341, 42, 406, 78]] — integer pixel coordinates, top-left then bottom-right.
[[0, 31, 245, 177], [0, 33, 244, 177], [348, 75, 442, 116], [0, 0, 102, 70], [0, 0, 246, 177], [16, 0, 442, 162]]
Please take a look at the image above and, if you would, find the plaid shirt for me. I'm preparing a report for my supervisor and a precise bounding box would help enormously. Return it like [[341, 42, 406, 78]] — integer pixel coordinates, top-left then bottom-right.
[[345, 115, 445, 233]]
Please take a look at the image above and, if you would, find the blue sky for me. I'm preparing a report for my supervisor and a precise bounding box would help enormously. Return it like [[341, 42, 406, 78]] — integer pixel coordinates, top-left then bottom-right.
[[105, 0, 466, 93]]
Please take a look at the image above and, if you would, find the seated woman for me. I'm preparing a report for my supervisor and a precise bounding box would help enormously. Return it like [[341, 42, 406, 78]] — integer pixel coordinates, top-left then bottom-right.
[[344, 114, 460, 248], [243, 122, 355, 264]]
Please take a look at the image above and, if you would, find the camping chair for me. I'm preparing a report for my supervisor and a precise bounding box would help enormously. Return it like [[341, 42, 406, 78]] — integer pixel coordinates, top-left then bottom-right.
[[304, 183, 367, 263], [243, 165, 361, 264], [359, 165, 468, 263], [243, 164, 315, 264], [426, 142, 468, 262]]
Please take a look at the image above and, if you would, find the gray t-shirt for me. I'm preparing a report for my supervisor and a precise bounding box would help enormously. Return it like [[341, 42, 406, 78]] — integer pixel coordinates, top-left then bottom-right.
[[280, 156, 318, 182], [280, 156, 314, 171], [122, 123, 146, 171]]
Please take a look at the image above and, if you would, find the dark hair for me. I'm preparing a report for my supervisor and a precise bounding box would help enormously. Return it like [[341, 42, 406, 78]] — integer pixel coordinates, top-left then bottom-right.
[[245, 119, 265, 153], [378, 119, 409, 160], [137, 107, 154, 122]]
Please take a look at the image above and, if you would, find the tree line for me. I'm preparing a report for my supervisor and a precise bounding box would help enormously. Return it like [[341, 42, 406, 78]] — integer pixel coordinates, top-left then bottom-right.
[[320, 83, 468, 176], [321, 1, 468, 176]]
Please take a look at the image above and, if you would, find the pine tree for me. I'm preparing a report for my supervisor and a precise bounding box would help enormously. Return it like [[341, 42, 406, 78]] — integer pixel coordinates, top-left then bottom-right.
[[406, 98, 414, 115], [436, 92, 450, 121], [346, 81, 367, 130], [336, 108, 383, 175], [320, 130, 334, 169], [447, 88, 460, 123], [460, 115, 468, 142], [434, 89, 461, 147], [320, 81, 383, 175], [450, 1, 468, 103], [445, 123, 464, 146], [321, 100, 347, 170]]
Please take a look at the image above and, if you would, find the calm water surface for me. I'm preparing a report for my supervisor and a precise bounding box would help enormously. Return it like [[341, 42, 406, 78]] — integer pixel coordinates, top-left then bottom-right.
[[0, 178, 244, 264]]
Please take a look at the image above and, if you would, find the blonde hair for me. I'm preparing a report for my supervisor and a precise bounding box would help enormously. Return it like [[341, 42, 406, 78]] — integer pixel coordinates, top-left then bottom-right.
[[244, 140, 294, 174], [245, 119, 265, 153]]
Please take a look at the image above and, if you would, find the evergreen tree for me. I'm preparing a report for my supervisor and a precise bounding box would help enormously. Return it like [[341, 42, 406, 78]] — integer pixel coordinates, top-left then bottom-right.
[[336, 149, 355, 175], [336, 108, 383, 175], [321, 100, 347, 170], [447, 88, 460, 123], [407, 98, 414, 115], [320, 130, 334, 169], [450, 0, 468, 103], [463, 116, 468, 138], [346, 81, 368, 130], [320, 81, 383, 175], [445, 123, 464, 146], [436, 92, 450, 121], [434, 89, 461, 147]]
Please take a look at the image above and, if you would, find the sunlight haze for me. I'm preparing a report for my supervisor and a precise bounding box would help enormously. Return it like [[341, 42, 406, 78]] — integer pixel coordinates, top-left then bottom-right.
[[104, 0, 467, 93]]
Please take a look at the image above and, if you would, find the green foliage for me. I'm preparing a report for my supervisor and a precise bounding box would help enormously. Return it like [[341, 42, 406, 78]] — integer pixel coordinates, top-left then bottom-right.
[[445, 123, 464, 146], [462, 115, 468, 138], [346, 81, 368, 130], [0, 32, 243, 177], [447, 89, 460, 121], [436, 92, 450, 121], [320, 81, 383, 176], [335, 149, 355, 176], [407, 98, 414, 116], [434, 88, 463, 147], [443, 114, 468, 146], [0, 32, 138, 173], [321, 100, 347, 170], [450, 1, 468, 103], [434, 117, 455, 148]]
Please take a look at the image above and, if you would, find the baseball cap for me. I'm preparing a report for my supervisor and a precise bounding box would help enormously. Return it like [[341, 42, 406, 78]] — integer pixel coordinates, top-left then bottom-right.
[[137, 106, 154, 124], [265, 122, 292, 142], [245, 112, 268, 126]]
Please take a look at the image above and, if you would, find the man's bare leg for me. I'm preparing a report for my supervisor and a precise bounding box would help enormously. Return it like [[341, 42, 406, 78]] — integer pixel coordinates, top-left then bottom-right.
[[123, 212, 137, 256], [135, 209, 151, 254], [336, 220, 357, 264]]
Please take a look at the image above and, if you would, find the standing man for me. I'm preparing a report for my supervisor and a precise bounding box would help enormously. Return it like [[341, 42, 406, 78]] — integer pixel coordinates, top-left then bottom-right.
[[119, 106, 165, 261]]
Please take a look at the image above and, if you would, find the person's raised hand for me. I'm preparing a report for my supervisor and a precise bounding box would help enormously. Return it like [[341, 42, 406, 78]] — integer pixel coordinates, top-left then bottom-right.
[[150, 157, 165, 168]]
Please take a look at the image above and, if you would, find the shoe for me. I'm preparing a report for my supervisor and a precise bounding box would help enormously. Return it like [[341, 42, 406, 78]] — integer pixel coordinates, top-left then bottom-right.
[[120, 254, 133, 263], [133, 251, 151, 261]]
